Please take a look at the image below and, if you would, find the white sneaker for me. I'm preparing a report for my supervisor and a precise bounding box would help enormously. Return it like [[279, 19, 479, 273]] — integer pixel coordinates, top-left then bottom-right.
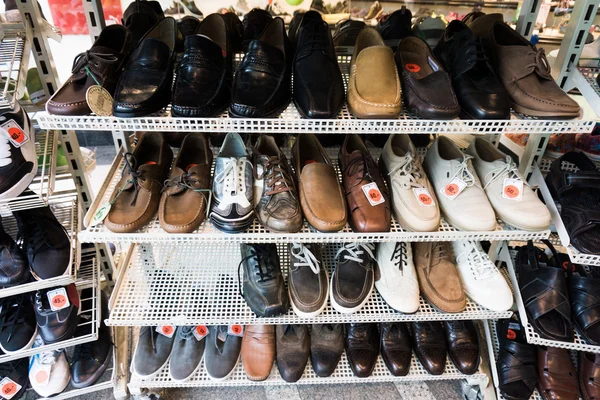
[[451, 240, 513, 312], [375, 242, 420, 313], [423, 136, 496, 231], [28, 336, 70, 397], [379, 134, 440, 232], [467, 138, 551, 231]]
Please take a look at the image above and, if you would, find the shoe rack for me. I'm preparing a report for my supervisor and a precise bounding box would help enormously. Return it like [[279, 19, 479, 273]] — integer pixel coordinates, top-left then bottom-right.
[[30, 0, 600, 399], [0, 1, 119, 399]]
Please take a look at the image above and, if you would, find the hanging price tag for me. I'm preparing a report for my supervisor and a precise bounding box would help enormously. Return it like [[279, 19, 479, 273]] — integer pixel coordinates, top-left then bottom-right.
[[502, 178, 523, 201], [47, 288, 70, 311], [193, 325, 209, 341], [228, 325, 244, 337], [89, 203, 111, 227], [156, 325, 175, 338], [440, 178, 467, 200], [1, 120, 29, 148], [0, 378, 22, 400], [413, 188, 435, 207], [86, 85, 113, 116], [361, 182, 385, 206]]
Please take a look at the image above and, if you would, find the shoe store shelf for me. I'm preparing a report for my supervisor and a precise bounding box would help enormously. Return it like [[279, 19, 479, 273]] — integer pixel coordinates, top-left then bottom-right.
[[0, 196, 78, 299], [106, 242, 514, 327], [0, 23, 30, 111], [78, 140, 550, 245], [35, 56, 596, 135], [128, 350, 487, 390]]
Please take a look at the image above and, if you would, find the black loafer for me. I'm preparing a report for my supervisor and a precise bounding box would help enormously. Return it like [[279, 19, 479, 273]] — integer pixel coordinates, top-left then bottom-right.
[[121, 0, 164, 45], [113, 17, 177, 118], [230, 17, 292, 118]]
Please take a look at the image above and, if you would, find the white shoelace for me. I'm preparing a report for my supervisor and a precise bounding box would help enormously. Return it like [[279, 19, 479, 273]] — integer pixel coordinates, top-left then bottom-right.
[[336, 243, 375, 264], [214, 157, 252, 209], [290, 243, 320, 274], [387, 152, 424, 190], [456, 242, 498, 280], [482, 156, 525, 190], [0, 137, 11, 167], [449, 155, 477, 187]]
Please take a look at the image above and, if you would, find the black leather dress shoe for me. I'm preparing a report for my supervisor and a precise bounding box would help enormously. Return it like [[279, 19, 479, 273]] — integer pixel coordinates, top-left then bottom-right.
[[230, 17, 292, 118], [395, 36, 460, 119], [434, 20, 510, 120], [177, 15, 200, 37], [332, 19, 366, 47], [113, 18, 177, 117], [345, 323, 379, 378], [376, 6, 412, 49], [289, 11, 344, 119], [121, 0, 164, 44], [380, 322, 412, 376], [410, 322, 447, 375], [242, 8, 272, 50], [443, 320, 480, 375], [172, 14, 235, 118], [310, 324, 344, 377]]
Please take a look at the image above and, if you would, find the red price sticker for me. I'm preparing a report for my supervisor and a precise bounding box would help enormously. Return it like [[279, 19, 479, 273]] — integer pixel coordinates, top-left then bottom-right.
[[228, 324, 244, 337], [440, 178, 467, 200], [0, 378, 22, 400], [506, 329, 516, 340], [502, 178, 523, 201], [47, 288, 70, 312], [405, 63, 421, 73], [1, 120, 29, 148], [413, 188, 435, 207], [156, 325, 175, 338], [193, 325, 209, 341], [361, 182, 385, 206]]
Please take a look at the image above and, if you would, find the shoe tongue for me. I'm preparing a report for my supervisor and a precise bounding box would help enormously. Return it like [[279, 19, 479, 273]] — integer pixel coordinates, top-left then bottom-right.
[[185, 34, 223, 56], [88, 46, 116, 56]]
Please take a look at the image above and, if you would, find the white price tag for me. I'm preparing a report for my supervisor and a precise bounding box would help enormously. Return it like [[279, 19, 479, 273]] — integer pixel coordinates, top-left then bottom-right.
[[502, 178, 523, 201], [193, 325, 209, 341], [89, 203, 111, 227], [1, 120, 29, 148], [361, 182, 385, 206], [0, 377, 22, 400], [47, 288, 70, 312], [227, 325, 244, 337], [440, 177, 467, 200], [413, 188, 435, 207], [155, 325, 175, 338]]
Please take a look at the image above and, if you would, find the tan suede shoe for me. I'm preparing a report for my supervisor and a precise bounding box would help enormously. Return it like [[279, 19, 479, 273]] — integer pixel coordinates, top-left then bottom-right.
[[347, 28, 401, 119], [292, 134, 347, 232], [413, 242, 466, 313], [241, 325, 275, 381]]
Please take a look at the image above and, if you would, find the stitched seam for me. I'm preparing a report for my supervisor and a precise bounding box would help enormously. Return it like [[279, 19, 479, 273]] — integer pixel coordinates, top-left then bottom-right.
[[349, 64, 401, 108], [299, 182, 346, 226]]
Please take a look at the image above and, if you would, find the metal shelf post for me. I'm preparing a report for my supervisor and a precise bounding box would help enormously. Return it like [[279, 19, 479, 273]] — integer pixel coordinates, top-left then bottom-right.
[[516, 0, 542, 39]]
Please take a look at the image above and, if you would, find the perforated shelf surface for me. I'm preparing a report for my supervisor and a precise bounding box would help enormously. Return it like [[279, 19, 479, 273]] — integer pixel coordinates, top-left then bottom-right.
[[36, 56, 595, 135], [107, 242, 513, 326]]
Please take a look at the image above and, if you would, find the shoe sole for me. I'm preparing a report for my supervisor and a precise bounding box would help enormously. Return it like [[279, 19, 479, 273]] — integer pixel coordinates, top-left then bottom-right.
[[169, 354, 204, 383], [229, 99, 291, 119], [289, 269, 329, 319], [0, 169, 36, 200], [510, 101, 580, 118], [329, 274, 374, 314], [496, 213, 550, 232], [442, 209, 496, 232], [205, 352, 240, 382], [70, 351, 112, 389], [0, 325, 38, 353]]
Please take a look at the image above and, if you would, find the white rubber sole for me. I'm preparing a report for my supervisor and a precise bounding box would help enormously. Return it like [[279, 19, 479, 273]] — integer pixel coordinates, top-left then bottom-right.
[[169, 354, 204, 383], [289, 270, 329, 319], [205, 353, 240, 382], [0, 169, 36, 200], [0, 325, 38, 353], [329, 273, 374, 314]]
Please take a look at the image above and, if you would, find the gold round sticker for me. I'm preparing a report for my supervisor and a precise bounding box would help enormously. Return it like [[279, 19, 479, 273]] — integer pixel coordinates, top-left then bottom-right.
[[86, 85, 113, 116]]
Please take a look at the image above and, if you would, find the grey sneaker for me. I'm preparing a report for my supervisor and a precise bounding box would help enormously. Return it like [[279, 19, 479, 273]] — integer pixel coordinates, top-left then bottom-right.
[[204, 326, 242, 381], [132, 326, 175, 379], [252, 135, 303, 233], [288, 243, 328, 318], [276, 324, 309, 383], [330, 243, 376, 314], [210, 133, 254, 233], [169, 326, 206, 382]]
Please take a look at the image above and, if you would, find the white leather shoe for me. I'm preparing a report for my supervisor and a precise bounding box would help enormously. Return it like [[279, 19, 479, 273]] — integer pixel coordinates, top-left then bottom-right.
[[423, 136, 496, 231], [379, 134, 440, 232], [467, 138, 551, 231], [451, 240, 513, 312], [375, 241, 420, 313]]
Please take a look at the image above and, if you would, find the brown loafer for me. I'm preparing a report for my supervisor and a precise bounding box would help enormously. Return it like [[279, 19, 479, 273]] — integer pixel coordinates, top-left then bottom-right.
[[105, 132, 173, 233], [241, 325, 275, 381], [537, 346, 578, 400], [580, 352, 600, 400], [158, 133, 212, 233], [292, 134, 347, 232]]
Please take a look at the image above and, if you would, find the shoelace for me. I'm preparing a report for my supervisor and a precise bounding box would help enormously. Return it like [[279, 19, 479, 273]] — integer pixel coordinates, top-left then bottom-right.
[[162, 172, 201, 192], [290, 243, 320, 274], [237, 246, 276, 297], [39, 349, 61, 365], [71, 50, 118, 74], [119, 153, 162, 207], [456, 242, 497, 280], [463, 36, 492, 69], [513, 48, 552, 82], [0, 296, 28, 343], [17, 212, 69, 256], [336, 243, 375, 265], [215, 157, 252, 198], [344, 153, 378, 185], [387, 152, 423, 189], [482, 156, 526, 190], [429, 242, 450, 267], [301, 25, 330, 54], [448, 155, 477, 188], [390, 243, 407, 273], [254, 156, 293, 196]]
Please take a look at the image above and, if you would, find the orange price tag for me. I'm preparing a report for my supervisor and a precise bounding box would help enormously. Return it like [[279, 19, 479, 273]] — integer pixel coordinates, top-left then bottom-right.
[[502, 178, 523, 201], [47, 288, 70, 312], [405, 63, 421, 73], [361, 182, 385, 206], [440, 178, 467, 200], [506, 329, 516, 340], [193, 325, 209, 341], [413, 188, 435, 207], [228, 324, 244, 337], [0, 378, 22, 400], [1, 120, 29, 148], [156, 325, 175, 338]]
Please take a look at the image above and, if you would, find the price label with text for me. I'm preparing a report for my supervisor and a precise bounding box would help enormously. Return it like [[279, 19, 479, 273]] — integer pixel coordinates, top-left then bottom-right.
[[502, 178, 523, 201], [193, 325, 209, 341], [440, 178, 467, 200], [47, 288, 70, 312], [361, 182, 385, 206], [1, 120, 29, 148], [228, 325, 244, 337], [413, 188, 435, 207], [0, 378, 22, 400], [156, 325, 175, 338]]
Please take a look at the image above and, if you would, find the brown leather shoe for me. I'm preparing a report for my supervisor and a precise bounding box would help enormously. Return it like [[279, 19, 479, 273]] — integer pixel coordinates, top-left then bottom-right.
[[292, 134, 347, 232], [47, 25, 132, 116], [413, 242, 466, 313], [580, 352, 600, 400], [241, 325, 275, 381], [158, 133, 212, 233], [537, 346, 578, 400], [480, 22, 580, 118], [105, 132, 173, 233], [339, 134, 391, 232]]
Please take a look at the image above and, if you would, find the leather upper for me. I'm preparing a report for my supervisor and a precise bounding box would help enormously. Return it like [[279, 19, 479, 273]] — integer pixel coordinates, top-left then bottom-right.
[[443, 320, 480, 375], [331, 244, 375, 312], [288, 243, 328, 317], [332, 19, 366, 47], [375, 241, 420, 314], [34, 284, 80, 344], [132, 326, 175, 377], [345, 323, 379, 378], [537, 346, 578, 400], [241, 324, 275, 381], [380, 322, 412, 376], [580, 352, 600, 400], [276, 324, 309, 382], [410, 321, 447, 375], [376, 7, 412, 42], [310, 324, 344, 377], [122, 0, 164, 44]]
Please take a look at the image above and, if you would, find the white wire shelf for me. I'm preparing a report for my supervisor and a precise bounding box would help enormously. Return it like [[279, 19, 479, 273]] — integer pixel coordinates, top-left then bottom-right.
[[0, 23, 30, 110], [79, 140, 550, 245], [128, 346, 487, 389], [35, 56, 595, 135], [0, 196, 78, 299], [106, 241, 513, 326]]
